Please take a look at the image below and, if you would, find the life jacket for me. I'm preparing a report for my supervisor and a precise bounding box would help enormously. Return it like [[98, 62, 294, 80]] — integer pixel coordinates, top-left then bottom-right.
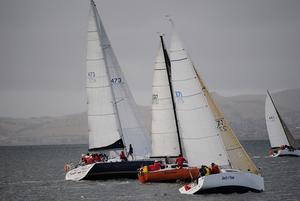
[[204, 166, 210, 176], [200, 165, 211, 176], [143, 166, 148, 173]]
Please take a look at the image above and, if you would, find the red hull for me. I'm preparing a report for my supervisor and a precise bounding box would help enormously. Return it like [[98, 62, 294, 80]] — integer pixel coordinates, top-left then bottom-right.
[[138, 167, 199, 183]]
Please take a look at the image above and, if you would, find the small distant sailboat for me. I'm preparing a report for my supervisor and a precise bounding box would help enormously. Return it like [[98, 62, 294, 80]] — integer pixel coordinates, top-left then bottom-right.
[[162, 24, 264, 194], [138, 35, 199, 183], [65, 0, 153, 181], [265, 90, 300, 157]]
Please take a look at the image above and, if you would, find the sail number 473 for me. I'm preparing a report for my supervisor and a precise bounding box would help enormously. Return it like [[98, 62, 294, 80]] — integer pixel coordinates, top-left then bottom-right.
[[111, 78, 122, 84]]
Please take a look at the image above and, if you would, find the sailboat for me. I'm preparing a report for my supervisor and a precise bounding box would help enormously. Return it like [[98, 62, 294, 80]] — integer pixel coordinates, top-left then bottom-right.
[[265, 90, 300, 157], [160, 24, 264, 194], [65, 0, 154, 181], [137, 35, 199, 183]]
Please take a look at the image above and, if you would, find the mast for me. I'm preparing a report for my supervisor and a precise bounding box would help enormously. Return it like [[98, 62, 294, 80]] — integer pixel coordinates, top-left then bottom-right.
[[160, 35, 183, 156]]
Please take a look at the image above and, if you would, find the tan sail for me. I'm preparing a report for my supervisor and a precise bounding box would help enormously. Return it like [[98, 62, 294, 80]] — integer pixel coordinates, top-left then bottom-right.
[[194, 66, 260, 175]]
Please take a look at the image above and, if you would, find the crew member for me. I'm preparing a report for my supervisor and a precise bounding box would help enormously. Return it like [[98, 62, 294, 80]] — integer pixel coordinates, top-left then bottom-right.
[[200, 165, 211, 176], [127, 144, 134, 160], [176, 154, 187, 169], [210, 162, 220, 174], [120, 151, 128, 161], [153, 160, 161, 170]]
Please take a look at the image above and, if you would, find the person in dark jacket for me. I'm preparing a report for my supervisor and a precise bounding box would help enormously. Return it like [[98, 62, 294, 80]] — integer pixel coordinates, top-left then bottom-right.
[[127, 144, 134, 160]]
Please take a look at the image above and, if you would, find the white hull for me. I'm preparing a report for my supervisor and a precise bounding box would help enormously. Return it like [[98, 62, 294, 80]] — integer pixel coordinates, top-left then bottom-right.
[[179, 169, 264, 194], [271, 149, 300, 157], [65, 164, 94, 181]]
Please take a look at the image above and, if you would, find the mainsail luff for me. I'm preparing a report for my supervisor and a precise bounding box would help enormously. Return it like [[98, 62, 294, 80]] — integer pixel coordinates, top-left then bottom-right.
[[87, 1, 124, 151], [169, 30, 229, 167], [266, 91, 299, 148], [151, 36, 181, 157], [194, 67, 259, 174]]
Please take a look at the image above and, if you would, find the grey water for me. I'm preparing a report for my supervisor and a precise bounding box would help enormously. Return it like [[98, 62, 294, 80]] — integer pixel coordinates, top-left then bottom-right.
[[0, 141, 299, 201]]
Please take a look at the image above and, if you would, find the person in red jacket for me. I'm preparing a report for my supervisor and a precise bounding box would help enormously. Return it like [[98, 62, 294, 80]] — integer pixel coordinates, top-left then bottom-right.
[[210, 162, 220, 174], [153, 160, 161, 170], [120, 151, 128, 161], [176, 154, 187, 169], [84, 153, 95, 164]]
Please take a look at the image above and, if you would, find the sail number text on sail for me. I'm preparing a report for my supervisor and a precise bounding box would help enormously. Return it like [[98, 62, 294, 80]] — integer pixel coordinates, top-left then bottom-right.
[[111, 78, 122, 84]]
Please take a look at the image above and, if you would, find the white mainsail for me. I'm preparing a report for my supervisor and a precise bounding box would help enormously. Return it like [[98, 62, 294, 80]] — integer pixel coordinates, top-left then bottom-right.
[[265, 90, 299, 148], [86, 1, 151, 156], [151, 39, 181, 157], [169, 30, 229, 167]]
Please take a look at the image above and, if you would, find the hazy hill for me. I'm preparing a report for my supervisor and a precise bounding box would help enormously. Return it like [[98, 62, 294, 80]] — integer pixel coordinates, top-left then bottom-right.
[[0, 114, 87, 145], [0, 88, 299, 146]]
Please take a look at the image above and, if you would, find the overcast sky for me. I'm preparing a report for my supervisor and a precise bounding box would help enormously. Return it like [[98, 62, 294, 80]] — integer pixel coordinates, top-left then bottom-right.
[[0, 0, 300, 117]]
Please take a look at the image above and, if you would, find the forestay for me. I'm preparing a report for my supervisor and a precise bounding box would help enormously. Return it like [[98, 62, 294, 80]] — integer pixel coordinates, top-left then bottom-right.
[[169, 31, 229, 167]]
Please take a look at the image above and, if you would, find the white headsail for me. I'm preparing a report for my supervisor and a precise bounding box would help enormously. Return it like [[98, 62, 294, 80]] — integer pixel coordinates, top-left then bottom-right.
[[265, 91, 289, 147], [169, 30, 229, 167], [196, 67, 259, 174], [265, 90, 299, 149], [151, 38, 181, 157], [86, 1, 151, 157]]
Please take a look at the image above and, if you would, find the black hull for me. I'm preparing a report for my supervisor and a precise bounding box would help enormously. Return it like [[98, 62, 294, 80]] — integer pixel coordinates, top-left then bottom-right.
[[83, 160, 154, 180], [195, 186, 263, 194]]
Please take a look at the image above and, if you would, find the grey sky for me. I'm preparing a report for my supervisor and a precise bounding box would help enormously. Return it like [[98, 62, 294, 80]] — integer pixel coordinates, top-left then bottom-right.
[[0, 0, 300, 117]]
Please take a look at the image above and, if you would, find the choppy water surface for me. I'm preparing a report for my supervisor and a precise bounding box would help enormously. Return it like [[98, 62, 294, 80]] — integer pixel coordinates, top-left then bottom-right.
[[0, 141, 299, 201]]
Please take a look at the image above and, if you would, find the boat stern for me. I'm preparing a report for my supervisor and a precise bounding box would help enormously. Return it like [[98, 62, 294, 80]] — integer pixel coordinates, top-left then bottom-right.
[[65, 164, 94, 181], [179, 170, 264, 194]]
